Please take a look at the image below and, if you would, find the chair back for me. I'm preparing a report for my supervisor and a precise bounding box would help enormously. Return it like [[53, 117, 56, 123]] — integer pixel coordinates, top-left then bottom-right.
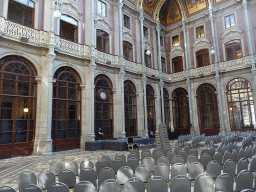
[[38, 171, 55, 190], [188, 162, 204, 180], [48, 182, 69, 192], [112, 158, 125, 173], [174, 146, 182, 155], [101, 155, 113, 167], [153, 163, 169, 182], [223, 159, 236, 176], [64, 161, 78, 176], [184, 145, 191, 154], [114, 154, 126, 164], [178, 150, 188, 162], [163, 148, 172, 156], [0, 186, 16, 192], [166, 151, 176, 163], [99, 179, 121, 192], [147, 177, 167, 192], [135, 164, 151, 183], [96, 159, 109, 175], [123, 178, 144, 192], [223, 151, 232, 165], [74, 181, 95, 192], [80, 160, 94, 171], [194, 173, 214, 192], [214, 173, 233, 192], [79, 168, 97, 186], [171, 155, 184, 165], [239, 148, 245, 159], [142, 157, 155, 172], [156, 156, 170, 169], [127, 152, 139, 160], [49, 161, 63, 176], [127, 157, 139, 173], [249, 155, 256, 172], [236, 170, 253, 191], [170, 175, 191, 192], [232, 149, 239, 162], [244, 146, 250, 158], [116, 166, 133, 185], [171, 163, 186, 180], [209, 147, 215, 158], [153, 151, 165, 163], [59, 169, 76, 188], [18, 171, 37, 192], [189, 149, 198, 157], [201, 148, 209, 157], [98, 167, 115, 187], [200, 153, 212, 168], [237, 158, 248, 175], [141, 151, 151, 161], [22, 185, 43, 192], [152, 148, 161, 157], [187, 154, 199, 168], [205, 160, 221, 179]]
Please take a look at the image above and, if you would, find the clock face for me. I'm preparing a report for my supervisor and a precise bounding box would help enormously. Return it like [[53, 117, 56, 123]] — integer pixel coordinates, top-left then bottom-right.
[[100, 91, 107, 100]]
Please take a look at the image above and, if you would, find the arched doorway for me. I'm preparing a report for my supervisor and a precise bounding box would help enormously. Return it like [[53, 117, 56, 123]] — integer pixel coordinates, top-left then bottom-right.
[[0, 56, 37, 159], [52, 67, 81, 151], [146, 85, 155, 137], [95, 75, 113, 139], [124, 80, 137, 136], [227, 78, 256, 131], [163, 88, 170, 129], [197, 83, 219, 135], [172, 88, 190, 135]]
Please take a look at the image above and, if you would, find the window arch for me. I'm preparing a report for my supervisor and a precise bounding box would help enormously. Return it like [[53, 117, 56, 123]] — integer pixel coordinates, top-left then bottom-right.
[[0, 56, 37, 159], [94, 75, 113, 139], [146, 85, 155, 137], [172, 88, 190, 135], [227, 78, 255, 131], [124, 80, 137, 136], [196, 49, 210, 68], [96, 29, 109, 53], [52, 67, 81, 151], [123, 41, 133, 61], [163, 88, 170, 129], [197, 83, 219, 135]]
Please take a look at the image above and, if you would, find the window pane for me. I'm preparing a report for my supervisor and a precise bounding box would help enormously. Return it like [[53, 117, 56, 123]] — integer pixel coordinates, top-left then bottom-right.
[[200, 27, 204, 37], [102, 3, 106, 17], [230, 14, 235, 26], [225, 16, 230, 28], [98, 1, 101, 14]]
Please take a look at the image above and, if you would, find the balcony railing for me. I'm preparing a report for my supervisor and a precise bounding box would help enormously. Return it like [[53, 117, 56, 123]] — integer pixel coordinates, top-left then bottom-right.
[[219, 56, 252, 72], [125, 60, 142, 73], [169, 71, 186, 82], [190, 64, 215, 77], [95, 50, 119, 66]]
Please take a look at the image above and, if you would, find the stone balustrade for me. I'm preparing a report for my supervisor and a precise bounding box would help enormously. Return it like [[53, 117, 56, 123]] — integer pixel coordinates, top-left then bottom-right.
[[169, 71, 186, 82], [219, 55, 252, 72], [125, 60, 142, 73]]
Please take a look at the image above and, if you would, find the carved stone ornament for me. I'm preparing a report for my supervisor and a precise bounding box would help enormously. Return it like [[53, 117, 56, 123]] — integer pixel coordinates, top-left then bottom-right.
[[193, 37, 210, 53], [221, 27, 243, 44], [95, 18, 112, 34], [123, 28, 134, 44], [170, 45, 184, 60], [59, 0, 82, 21]]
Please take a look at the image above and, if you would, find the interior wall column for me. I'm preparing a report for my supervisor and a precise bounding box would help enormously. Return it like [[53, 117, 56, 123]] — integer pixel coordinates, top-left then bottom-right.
[[143, 74, 149, 137], [85, 0, 95, 46]]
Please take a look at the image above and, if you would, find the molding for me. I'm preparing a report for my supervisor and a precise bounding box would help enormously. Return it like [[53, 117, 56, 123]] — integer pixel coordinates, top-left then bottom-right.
[[193, 37, 211, 53], [221, 27, 243, 44], [170, 45, 184, 60], [123, 27, 134, 44], [95, 18, 112, 34], [59, 0, 82, 21]]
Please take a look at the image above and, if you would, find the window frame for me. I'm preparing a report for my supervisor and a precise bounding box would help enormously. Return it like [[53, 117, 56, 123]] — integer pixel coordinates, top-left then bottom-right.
[[143, 26, 149, 38], [196, 49, 210, 68], [123, 14, 130, 29], [172, 35, 180, 47], [172, 56, 183, 73], [96, 29, 110, 54], [224, 14, 236, 29], [195, 25, 205, 39], [160, 36, 164, 47], [97, 0, 107, 17], [59, 15, 78, 43], [123, 41, 133, 62], [225, 40, 243, 61]]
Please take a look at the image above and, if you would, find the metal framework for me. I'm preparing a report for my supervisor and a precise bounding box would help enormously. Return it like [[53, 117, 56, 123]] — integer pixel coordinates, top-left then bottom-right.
[[172, 88, 190, 135], [124, 80, 137, 136], [146, 85, 155, 136], [94, 75, 113, 139], [197, 83, 219, 135], [227, 78, 256, 131], [0, 56, 37, 159], [52, 67, 81, 151]]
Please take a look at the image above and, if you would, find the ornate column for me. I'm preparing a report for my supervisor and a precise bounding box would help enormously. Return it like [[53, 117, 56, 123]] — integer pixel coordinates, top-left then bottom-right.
[[139, 9, 145, 64], [142, 73, 149, 137], [118, 1, 123, 56], [119, 62, 126, 137]]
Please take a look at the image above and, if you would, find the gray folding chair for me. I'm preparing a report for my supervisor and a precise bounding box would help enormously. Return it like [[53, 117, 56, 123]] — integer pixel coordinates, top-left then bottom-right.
[[249, 155, 256, 172], [101, 155, 113, 167], [240, 189, 254, 192], [64, 161, 78, 176], [153, 151, 165, 164], [99, 179, 121, 192], [147, 176, 168, 192], [244, 146, 250, 158], [127, 152, 139, 161], [142, 157, 155, 172], [152, 148, 161, 157], [171, 163, 187, 180], [187, 154, 199, 168], [74, 181, 95, 192], [79, 168, 97, 186], [171, 155, 184, 165], [170, 175, 191, 192], [96, 159, 109, 175], [135, 164, 151, 183], [209, 147, 215, 158], [188, 162, 204, 180], [184, 145, 191, 154], [205, 160, 221, 179], [142, 148, 151, 155], [223, 151, 232, 165], [178, 150, 188, 163], [141, 151, 151, 161], [22, 185, 42, 192], [222, 145, 227, 155], [237, 158, 248, 175], [194, 173, 214, 192], [189, 148, 198, 157], [112, 158, 125, 173], [49, 161, 63, 176], [153, 163, 169, 182], [116, 166, 133, 185], [232, 149, 239, 163], [214, 173, 234, 192], [201, 148, 209, 157], [213, 152, 223, 165], [201, 153, 212, 169], [174, 146, 182, 155], [235, 170, 253, 192], [166, 151, 176, 163], [163, 147, 172, 156], [223, 159, 236, 176], [48, 182, 69, 192], [59, 169, 76, 188], [127, 157, 139, 173], [114, 154, 126, 164], [123, 178, 144, 192], [80, 160, 94, 171], [239, 148, 245, 159], [0, 186, 16, 192], [18, 171, 37, 192], [156, 156, 170, 169], [98, 167, 115, 187], [38, 171, 55, 190]]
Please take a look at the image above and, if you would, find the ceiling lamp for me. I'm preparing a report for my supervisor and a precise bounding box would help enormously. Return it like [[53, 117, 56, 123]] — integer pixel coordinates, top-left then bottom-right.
[[146, 49, 151, 56]]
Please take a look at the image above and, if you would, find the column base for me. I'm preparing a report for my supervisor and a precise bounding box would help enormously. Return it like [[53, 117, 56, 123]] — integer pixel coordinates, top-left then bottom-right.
[[33, 138, 52, 156]]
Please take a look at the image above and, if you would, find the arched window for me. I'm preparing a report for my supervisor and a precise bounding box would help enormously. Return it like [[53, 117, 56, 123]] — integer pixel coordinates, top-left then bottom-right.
[[60, 15, 78, 42], [0, 56, 37, 159], [172, 56, 183, 73], [172, 88, 190, 135], [96, 30, 109, 53], [52, 67, 81, 151], [227, 78, 256, 131], [7, 0, 35, 28], [197, 83, 219, 135], [225, 40, 243, 61], [163, 88, 170, 129], [196, 49, 210, 68], [124, 81, 137, 136], [95, 75, 113, 139], [146, 85, 155, 137], [123, 41, 133, 61]]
